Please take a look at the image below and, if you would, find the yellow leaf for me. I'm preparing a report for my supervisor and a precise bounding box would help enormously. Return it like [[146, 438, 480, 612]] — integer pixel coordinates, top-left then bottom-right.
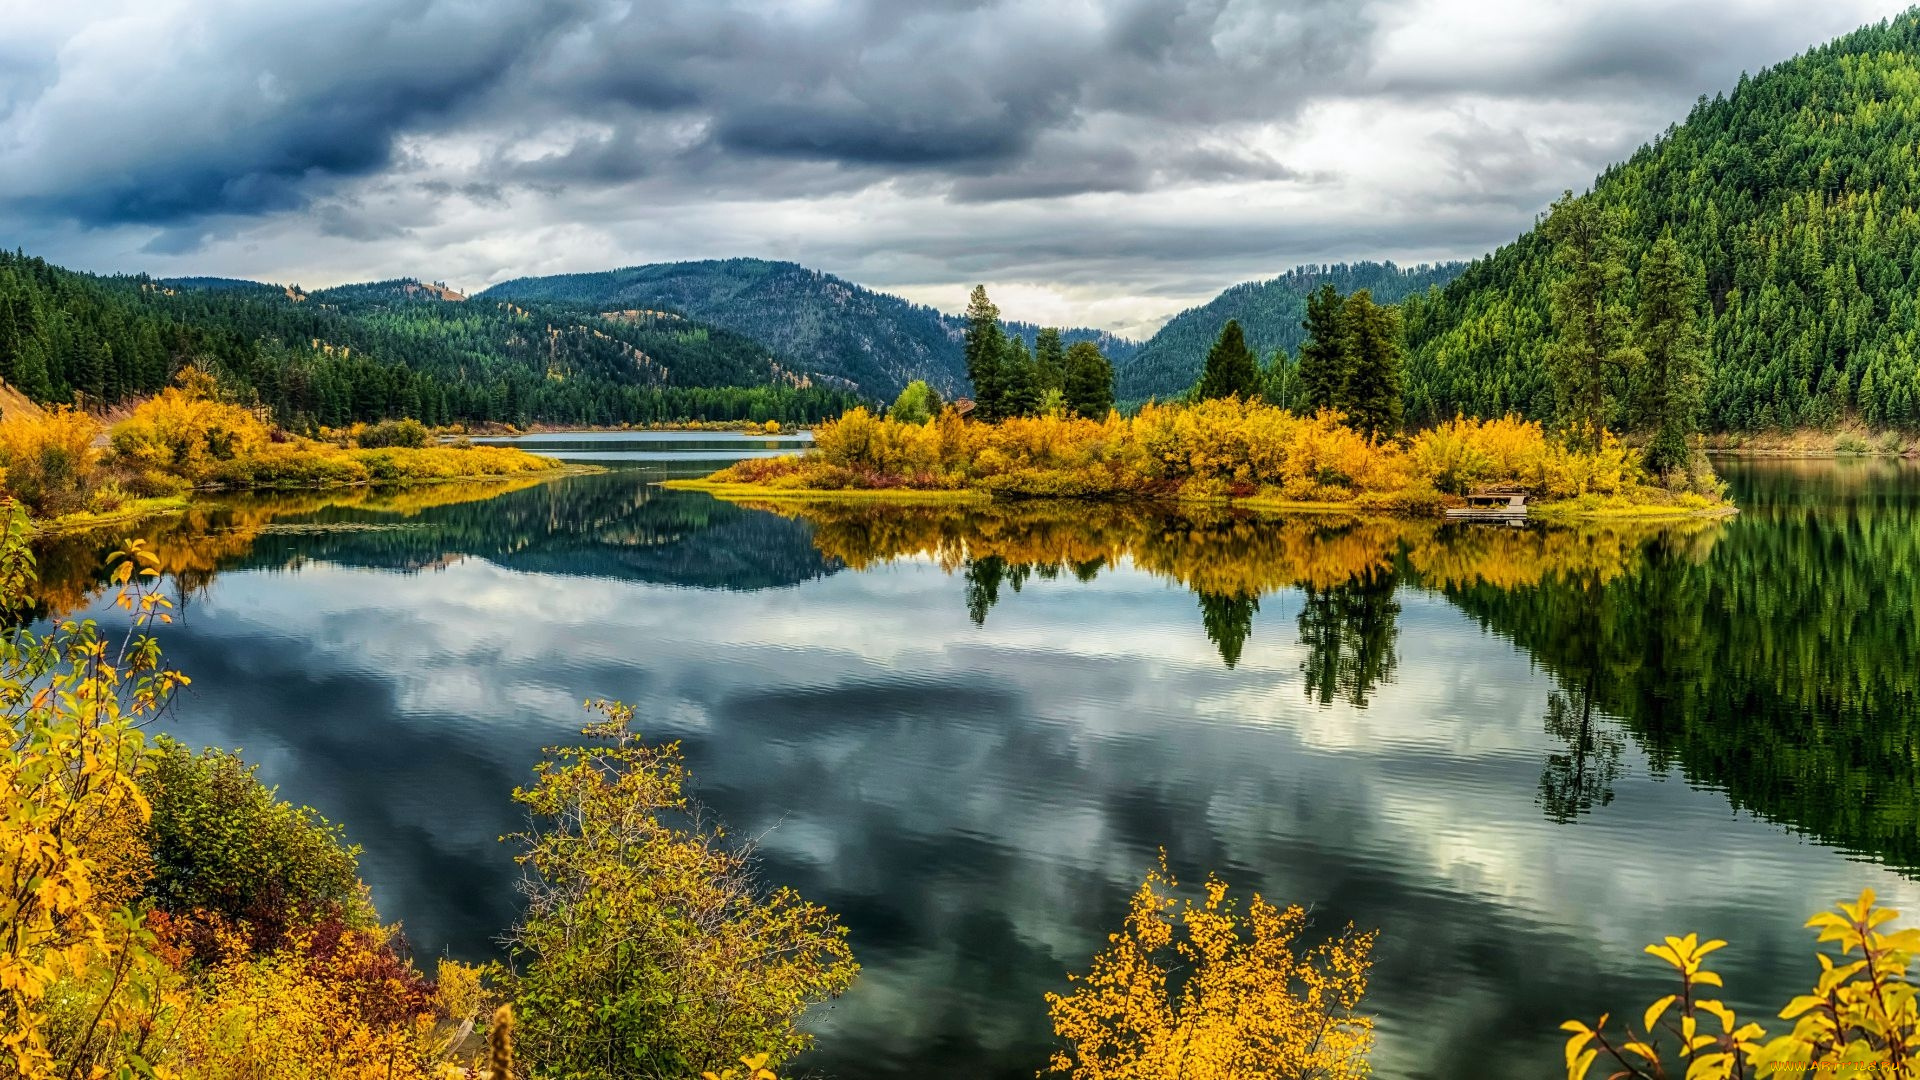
[[1645, 994, 1678, 1033]]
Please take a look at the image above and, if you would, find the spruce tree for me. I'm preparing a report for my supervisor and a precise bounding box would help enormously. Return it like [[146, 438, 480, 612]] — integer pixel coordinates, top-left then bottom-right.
[[1062, 341, 1114, 417], [1633, 234, 1706, 475], [1034, 327, 1067, 394], [963, 285, 1008, 420], [1543, 191, 1639, 446], [1297, 284, 1348, 413], [1337, 290, 1404, 438], [1194, 319, 1260, 401], [1001, 335, 1039, 418]]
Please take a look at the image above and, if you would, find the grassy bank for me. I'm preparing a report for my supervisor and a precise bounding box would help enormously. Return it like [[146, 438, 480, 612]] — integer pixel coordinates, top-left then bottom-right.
[[1704, 425, 1919, 456], [678, 401, 1733, 520]]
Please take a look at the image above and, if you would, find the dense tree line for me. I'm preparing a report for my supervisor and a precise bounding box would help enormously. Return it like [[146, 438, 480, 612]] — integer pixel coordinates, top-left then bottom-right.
[[1404, 10, 1920, 431], [963, 286, 1115, 420], [0, 251, 858, 426], [1189, 288, 1406, 439], [1116, 262, 1465, 403]]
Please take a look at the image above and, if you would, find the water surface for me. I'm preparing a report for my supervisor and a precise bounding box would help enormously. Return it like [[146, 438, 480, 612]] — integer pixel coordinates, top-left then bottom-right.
[[36, 439, 1920, 1079]]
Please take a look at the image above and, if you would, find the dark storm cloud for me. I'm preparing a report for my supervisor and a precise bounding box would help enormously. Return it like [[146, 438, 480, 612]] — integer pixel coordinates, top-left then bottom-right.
[[3, 0, 583, 226], [2, 0, 1400, 229], [0, 0, 1901, 319]]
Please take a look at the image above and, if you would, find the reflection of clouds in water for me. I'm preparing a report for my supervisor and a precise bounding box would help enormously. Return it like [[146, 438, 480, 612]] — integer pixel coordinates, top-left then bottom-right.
[[138, 547, 1916, 1080]]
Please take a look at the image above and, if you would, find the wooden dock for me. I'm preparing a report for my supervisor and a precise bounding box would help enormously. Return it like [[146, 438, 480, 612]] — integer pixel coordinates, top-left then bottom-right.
[[1445, 487, 1530, 521]]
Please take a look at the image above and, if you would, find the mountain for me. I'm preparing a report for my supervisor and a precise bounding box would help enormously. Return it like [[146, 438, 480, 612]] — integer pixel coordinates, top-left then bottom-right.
[[1404, 10, 1920, 431], [480, 258, 1139, 399], [1115, 262, 1467, 402], [0, 251, 856, 427]]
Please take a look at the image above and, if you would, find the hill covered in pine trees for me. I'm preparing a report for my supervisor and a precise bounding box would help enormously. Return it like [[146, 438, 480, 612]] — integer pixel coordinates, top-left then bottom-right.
[[1116, 262, 1466, 403], [480, 258, 1139, 399], [1403, 9, 1920, 432], [0, 252, 857, 427]]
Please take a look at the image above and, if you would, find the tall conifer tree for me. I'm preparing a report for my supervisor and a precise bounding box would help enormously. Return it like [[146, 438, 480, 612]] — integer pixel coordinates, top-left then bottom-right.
[[1194, 320, 1260, 400], [1034, 328, 1067, 394], [1337, 290, 1404, 438], [963, 285, 1008, 420], [1297, 284, 1349, 413], [1633, 234, 1707, 474], [1543, 191, 1639, 446], [1062, 341, 1114, 417]]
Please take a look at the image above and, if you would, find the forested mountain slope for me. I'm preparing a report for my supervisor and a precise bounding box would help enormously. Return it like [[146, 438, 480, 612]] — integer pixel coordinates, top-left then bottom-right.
[[481, 258, 1139, 398], [1404, 10, 1920, 431], [1117, 262, 1466, 402], [0, 251, 855, 426]]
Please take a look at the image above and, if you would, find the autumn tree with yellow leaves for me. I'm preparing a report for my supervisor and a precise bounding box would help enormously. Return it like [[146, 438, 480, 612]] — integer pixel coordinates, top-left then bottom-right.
[[1044, 856, 1376, 1080]]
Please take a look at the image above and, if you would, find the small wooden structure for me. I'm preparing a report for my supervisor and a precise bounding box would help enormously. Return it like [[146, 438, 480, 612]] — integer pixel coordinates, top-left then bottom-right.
[[1445, 485, 1531, 521]]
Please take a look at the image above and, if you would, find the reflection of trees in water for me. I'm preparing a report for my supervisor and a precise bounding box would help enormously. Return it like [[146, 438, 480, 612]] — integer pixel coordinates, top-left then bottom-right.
[[1537, 680, 1627, 823], [1297, 567, 1400, 709], [1198, 592, 1259, 669], [1447, 459, 1920, 863], [29, 471, 841, 616]]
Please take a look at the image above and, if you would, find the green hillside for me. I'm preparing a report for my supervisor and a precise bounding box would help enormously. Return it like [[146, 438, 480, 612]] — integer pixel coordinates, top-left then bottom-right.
[[0, 252, 856, 426], [1117, 262, 1466, 402], [480, 258, 1139, 399], [1404, 10, 1920, 431]]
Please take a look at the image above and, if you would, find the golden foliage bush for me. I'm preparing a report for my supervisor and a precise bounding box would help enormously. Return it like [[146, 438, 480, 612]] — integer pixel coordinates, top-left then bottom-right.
[[103, 385, 556, 496], [1563, 889, 1920, 1079], [1045, 855, 1376, 1080], [109, 386, 273, 486], [0, 505, 489, 1079], [708, 401, 1681, 510], [0, 406, 108, 517]]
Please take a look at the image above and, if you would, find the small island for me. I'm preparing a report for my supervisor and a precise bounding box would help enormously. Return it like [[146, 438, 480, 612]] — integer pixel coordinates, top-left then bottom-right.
[[0, 371, 584, 534], [671, 268, 1734, 522]]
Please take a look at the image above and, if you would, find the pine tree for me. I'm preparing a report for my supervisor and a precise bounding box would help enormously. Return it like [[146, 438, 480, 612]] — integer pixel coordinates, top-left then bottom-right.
[[1034, 327, 1067, 394], [964, 285, 1008, 420], [1543, 191, 1639, 446], [1193, 320, 1260, 401], [1001, 334, 1039, 418], [1062, 341, 1114, 418], [1337, 290, 1404, 438], [1633, 234, 1707, 475], [1259, 347, 1295, 408], [1297, 284, 1348, 413]]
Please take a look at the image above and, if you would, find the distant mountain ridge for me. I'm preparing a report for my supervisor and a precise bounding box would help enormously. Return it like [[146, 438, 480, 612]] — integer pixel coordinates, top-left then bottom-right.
[[480, 258, 1140, 398], [1115, 262, 1468, 402], [0, 250, 856, 427]]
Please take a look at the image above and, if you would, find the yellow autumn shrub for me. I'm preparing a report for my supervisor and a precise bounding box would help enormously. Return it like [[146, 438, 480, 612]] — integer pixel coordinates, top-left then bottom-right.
[[709, 400, 1676, 511], [0, 406, 109, 517], [1045, 856, 1376, 1080], [1562, 888, 1920, 1080]]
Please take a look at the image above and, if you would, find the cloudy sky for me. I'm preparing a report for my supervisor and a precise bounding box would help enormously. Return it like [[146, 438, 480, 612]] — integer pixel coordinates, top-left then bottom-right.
[[0, 0, 1902, 336]]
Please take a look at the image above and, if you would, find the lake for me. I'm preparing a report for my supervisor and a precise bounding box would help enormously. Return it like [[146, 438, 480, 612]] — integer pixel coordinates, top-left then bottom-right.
[[34, 436, 1920, 1079]]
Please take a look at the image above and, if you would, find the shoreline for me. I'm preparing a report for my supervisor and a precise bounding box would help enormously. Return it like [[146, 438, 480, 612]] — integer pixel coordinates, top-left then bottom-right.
[[664, 479, 1737, 522]]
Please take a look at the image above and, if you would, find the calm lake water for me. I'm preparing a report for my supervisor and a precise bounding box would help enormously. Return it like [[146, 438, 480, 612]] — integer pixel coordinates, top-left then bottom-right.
[[34, 439, 1920, 1079]]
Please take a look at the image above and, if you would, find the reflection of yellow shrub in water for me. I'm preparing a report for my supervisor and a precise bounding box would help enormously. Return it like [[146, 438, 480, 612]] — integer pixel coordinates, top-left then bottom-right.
[[754, 500, 1726, 599], [26, 476, 555, 618], [704, 401, 1702, 511]]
